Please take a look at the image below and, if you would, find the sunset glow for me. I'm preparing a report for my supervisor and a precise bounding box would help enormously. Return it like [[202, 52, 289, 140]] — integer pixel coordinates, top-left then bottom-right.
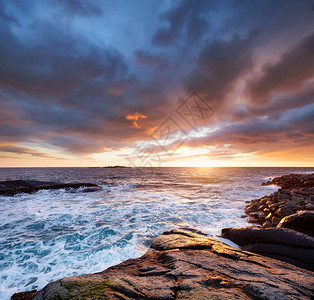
[[0, 1, 313, 167]]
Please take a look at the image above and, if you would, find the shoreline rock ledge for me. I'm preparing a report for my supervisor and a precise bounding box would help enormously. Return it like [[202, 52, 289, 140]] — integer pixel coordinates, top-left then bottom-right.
[[13, 228, 314, 300], [0, 180, 102, 196]]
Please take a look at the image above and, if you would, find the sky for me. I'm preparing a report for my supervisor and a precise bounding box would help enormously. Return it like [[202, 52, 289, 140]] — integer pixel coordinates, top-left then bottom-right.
[[0, 0, 313, 167]]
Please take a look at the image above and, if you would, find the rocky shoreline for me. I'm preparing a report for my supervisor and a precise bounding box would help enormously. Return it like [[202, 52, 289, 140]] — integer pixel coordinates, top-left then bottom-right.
[[244, 173, 314, 228], [0, 180, 102, 196], [12, 228, 314, 299], [11, 173, 314, 299]]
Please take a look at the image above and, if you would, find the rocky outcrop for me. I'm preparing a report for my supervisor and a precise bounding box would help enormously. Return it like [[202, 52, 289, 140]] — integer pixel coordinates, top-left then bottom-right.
[[13, 228, 314, 299], [0, 180, 102, 196], [277, 210, 314, 237], [262, 173, 314, 189], [221, 226, 314, 272], [244, 173, 314, 227]]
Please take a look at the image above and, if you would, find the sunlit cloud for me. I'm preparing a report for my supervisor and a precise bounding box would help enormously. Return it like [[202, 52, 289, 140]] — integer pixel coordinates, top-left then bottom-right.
[[0, 0, 313, 167]]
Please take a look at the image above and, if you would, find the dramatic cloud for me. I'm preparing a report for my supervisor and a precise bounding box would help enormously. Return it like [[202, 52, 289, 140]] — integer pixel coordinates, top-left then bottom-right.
[[152, 0, 213, 46], [0, 144, 60, 158], [0, 0, 313, 165], [184, 29, 260, 112], [248, 32, 314, 104]]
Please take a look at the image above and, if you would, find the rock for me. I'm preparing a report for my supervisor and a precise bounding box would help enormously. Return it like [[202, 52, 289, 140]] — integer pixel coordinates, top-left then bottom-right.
[[277, 193, 290, 201], [221, 226, 314, 271], [11, 290, 38, 300], [263, 173, 314, 189], [262, 220, 272, 228], [275, 207, 294, 218], [269, 201, 285, 210], [271, 216, 281, 226], [265, 212, 273, 221], [305, 203, 314, 210], [246, 173, 313, 227], [17, 229, 314, 299], [247, 216, 260, 224], [263, 207, 270, 214], [281, 201, 300, 211], [0, 180, 102, 196], [244, 202, 259, 214], [257, 205, 265, 211], [254, 211, 265, 222], [277, 211, 314, 237], [306, 195, 314, 202], [266, 199, 274, 207]]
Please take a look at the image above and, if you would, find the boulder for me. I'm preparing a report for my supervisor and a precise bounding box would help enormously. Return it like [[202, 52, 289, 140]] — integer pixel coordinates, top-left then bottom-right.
[[277, 210, 314, 237], [221, 226, 314, 271], [14, 228, 314, 299]]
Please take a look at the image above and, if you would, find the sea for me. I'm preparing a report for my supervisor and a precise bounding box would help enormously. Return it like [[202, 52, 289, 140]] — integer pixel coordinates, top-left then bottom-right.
[[0, 167, 313, 299]]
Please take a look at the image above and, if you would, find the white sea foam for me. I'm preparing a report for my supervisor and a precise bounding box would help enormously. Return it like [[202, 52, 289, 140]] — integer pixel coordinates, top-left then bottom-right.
[[0, 167, 312, 299]]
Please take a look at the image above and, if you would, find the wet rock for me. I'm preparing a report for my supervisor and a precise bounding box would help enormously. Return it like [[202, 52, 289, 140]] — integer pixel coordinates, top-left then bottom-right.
[[0, 180, 101, 196], [11, 290, 38, 300], [247, 216, 260, 224], [277, 211, 314, 237], [18, 228, 314, 299]]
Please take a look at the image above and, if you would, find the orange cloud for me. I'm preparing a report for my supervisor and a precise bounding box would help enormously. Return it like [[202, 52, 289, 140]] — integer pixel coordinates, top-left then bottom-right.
[[126, 112, 147, 129]]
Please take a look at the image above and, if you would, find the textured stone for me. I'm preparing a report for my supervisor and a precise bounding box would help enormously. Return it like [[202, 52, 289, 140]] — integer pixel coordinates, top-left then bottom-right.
[[15, 229, 314, 299]]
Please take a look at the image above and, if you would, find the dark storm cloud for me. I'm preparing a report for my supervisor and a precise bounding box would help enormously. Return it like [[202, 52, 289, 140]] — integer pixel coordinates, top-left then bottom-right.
[[248, 32, 314, 104], [250, 84, 314, 117], [152, 0, 214, 46], [183, 104, 314, 153], [0, 0, 313, 160], [0, 31, 128, 99], [184, 29, 260, 111]]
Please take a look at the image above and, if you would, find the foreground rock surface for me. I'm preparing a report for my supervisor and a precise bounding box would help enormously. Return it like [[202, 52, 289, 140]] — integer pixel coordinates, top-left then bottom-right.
[[221, 226, 314, 271], [13, 228, 314, 299], [0, 180, 102, 196], [244, 173, 314, 227]]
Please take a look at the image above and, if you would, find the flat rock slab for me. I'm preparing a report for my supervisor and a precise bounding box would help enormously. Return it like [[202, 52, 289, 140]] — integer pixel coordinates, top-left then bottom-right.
[[0, 180, 101, 196], [15, 228, 314, 299]]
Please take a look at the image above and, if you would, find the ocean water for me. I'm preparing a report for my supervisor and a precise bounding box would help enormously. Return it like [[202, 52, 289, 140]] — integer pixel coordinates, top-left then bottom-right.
[[0, 167, 313, 299]]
